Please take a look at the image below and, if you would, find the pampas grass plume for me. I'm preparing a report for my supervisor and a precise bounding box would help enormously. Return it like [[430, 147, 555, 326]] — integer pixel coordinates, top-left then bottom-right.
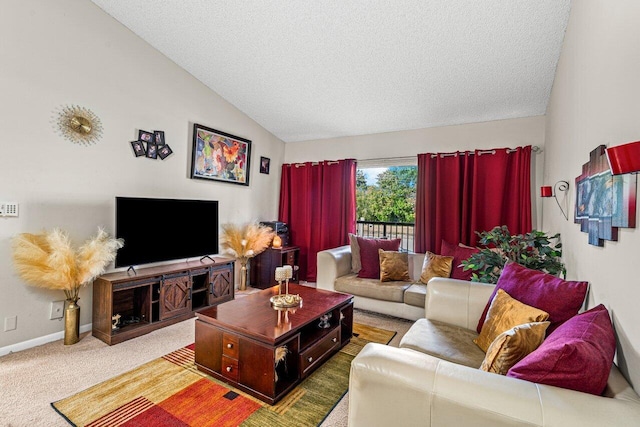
[[12, 228, 124, 298]]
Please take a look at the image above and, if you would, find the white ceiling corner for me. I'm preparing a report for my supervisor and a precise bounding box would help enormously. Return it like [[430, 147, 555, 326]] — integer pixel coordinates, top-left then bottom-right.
[[90, 0, 571, 143]]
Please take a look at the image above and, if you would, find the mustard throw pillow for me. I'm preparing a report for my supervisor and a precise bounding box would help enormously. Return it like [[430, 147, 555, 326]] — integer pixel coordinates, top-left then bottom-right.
[[379, 249, 411, 282], [474, 289, 549, 352], [419, 251, 453, 284], [480, 321, 550, 375]]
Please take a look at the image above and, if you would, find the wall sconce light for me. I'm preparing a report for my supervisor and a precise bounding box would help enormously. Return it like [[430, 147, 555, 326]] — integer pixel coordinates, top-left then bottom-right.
[[540, 181, 569, 220], [605, 141, 640, 175]]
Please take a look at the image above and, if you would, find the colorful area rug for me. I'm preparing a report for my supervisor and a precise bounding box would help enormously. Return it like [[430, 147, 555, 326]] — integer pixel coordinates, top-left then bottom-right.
[[52, 323, 395, 427]]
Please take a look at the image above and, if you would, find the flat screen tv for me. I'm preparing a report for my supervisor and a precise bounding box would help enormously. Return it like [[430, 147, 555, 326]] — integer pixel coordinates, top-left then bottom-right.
[[115, 197, 219, 268]]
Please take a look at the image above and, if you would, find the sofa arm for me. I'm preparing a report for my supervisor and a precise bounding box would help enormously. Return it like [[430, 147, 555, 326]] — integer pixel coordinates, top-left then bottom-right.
[[349, 343, 640, 427], [425, 277, 495, 330], [316, 245, 352, 291]]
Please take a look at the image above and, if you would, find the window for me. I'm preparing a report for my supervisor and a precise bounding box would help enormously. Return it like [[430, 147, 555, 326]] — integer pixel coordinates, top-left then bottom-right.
[[356, 158, 417, 251]]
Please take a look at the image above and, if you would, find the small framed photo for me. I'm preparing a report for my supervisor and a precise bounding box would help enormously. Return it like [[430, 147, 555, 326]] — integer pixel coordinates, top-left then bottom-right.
[[138, 129, 154, 143], [158, 144, 173, 160], [154, 130, 165, 146], [260, 156, 270, 174], [146, 142, 158, 159], [130, 140, 145, 157]]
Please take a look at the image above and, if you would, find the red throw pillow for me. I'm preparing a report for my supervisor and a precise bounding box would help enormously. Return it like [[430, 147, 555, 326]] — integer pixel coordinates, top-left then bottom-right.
[[476, 262, 588, 334], [440, 240, 478, 281], [356, 237, 401, 279], [507, 304, 615, 395]]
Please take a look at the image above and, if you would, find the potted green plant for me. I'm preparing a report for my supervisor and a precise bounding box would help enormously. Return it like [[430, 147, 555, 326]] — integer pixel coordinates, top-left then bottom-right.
[[460, 225, 565, 284]]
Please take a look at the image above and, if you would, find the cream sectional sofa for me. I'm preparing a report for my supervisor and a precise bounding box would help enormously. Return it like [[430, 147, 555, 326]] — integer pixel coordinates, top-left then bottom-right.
[[348, 277, 640, 426], [316, 245, 427, 320]]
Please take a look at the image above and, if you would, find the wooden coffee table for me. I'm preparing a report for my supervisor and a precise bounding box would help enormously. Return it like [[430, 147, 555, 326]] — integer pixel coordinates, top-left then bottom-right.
[[195, 284, 354, 404]]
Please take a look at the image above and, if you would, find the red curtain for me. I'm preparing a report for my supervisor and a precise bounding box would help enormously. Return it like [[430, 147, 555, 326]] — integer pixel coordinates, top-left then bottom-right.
[[279, 159, 357, 282], [415, 146, 532, 253]]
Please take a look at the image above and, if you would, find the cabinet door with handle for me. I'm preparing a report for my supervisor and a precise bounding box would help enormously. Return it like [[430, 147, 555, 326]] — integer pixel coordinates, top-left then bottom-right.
[[208, 263, 234, 306], [159, 273, 191, 320]]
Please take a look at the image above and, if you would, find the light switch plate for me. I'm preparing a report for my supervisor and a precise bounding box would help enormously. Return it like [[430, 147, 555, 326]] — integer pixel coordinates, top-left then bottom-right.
[[0, 202, 19, 217], [50, 301, 65, 320]]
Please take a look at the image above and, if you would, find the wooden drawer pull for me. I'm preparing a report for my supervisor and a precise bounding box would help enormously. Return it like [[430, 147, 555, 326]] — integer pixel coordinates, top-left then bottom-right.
[[226, 366, 233, 372], [227, 343, 233, 348]]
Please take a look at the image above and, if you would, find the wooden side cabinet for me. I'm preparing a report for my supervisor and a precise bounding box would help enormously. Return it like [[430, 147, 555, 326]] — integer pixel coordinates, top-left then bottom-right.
[[250, 246, 300, 289], [92, 257, 234, 345]]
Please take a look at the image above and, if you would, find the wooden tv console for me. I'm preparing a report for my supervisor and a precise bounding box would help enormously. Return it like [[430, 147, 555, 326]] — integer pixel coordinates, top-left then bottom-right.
[[92, 257, 234, 345]]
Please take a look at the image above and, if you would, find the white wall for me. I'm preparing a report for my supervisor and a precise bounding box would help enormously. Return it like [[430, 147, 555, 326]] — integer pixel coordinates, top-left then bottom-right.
[[0, 0, 283, 350], [543, 1, 640, 391], [285, 116, 547, 229]]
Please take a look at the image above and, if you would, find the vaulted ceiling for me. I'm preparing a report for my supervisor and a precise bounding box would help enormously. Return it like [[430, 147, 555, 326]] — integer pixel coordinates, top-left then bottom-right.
[[91, 1, 571, 142]]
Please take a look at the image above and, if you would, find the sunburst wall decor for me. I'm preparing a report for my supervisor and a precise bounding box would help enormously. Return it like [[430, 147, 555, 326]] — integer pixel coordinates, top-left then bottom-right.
[[54, 105, 103, 146]]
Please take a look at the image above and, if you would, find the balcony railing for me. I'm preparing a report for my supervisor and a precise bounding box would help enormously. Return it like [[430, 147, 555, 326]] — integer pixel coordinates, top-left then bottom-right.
[[356, 221, 415, 252]]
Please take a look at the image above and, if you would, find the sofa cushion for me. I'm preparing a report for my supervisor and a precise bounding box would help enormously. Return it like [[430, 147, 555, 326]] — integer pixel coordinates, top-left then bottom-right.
[[349, 233, 361, 274], [440, 240, 479, 281], [403, 283, 427, 308], [480, 321, 550, 375], [335, 273, 410, 303], [419, 251, 453, 284], [379, 250, 411, 282], [507, 304, 616, 395], [475, 289, 549, 352], [476, 262, 588, 334], [399, 318, 486, 368], [356, 237, 401, 279]]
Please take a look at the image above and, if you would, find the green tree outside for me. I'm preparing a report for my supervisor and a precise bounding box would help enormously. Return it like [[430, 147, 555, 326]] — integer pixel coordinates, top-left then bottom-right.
[[356, 166, 417, 223]]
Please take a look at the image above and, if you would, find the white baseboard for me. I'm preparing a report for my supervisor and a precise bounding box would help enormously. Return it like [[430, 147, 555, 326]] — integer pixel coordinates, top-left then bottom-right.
[[0, 323, 92, 357]]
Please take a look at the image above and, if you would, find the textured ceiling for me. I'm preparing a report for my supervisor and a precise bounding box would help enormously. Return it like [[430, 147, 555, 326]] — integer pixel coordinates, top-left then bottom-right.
[[90, 0, 571, 142]]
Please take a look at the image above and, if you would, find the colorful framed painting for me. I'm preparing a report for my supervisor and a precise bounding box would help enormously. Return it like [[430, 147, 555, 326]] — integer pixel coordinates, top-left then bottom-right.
[[190, 124, 251, 186], [574, 145, 637, 246]]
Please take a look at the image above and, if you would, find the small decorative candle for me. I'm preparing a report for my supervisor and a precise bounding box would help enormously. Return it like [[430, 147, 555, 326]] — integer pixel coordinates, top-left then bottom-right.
[[283, 265, 293, 280]]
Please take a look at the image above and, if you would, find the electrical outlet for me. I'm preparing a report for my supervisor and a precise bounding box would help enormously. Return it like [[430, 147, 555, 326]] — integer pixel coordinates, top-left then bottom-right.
[[0, 202, 19, 217], [50, 300, 65, 320], [4, 316, 17, 332]]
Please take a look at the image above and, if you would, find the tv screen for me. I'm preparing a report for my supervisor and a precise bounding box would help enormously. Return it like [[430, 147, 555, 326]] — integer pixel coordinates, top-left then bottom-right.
[[115, 197, 219, 268]]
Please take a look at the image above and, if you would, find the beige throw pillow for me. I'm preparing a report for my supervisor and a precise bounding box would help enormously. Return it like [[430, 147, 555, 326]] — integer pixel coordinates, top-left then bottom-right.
[[474, 289, 549, 352], [349, 233, 361, 273], [480, 321, 550, 374], [379, 249, 411, 282], [419, 251, 453, 284]]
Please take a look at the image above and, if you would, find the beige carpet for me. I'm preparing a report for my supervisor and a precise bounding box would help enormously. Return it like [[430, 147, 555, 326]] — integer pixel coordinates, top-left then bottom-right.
[[0, 305, 412, 427]]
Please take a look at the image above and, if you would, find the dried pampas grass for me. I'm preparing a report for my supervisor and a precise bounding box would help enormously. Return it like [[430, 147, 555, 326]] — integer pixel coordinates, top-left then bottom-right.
[[220, 222, 275, 261], [12, 228, 124, 301]]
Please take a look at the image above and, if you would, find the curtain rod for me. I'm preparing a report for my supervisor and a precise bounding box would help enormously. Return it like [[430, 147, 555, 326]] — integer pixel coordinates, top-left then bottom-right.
[[430, 145, 540, 158]]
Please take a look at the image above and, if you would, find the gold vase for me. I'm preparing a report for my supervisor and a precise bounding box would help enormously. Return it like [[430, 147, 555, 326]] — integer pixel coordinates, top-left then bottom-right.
[[239, 264, 248, 291], [64, 299, 80, 345]]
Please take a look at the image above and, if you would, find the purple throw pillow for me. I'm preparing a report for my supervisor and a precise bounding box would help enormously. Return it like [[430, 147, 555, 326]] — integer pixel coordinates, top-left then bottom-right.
[[507, 304, 615, 395], [477, 262, 588, 334], [441, 240, 479, 281], [356, 237, 401, 279]]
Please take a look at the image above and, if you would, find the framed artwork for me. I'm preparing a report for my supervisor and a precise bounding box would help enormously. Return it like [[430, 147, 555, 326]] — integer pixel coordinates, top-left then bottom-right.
[[260, 156, 270, 174], [158, 144, 173, 160], [146, 142, 158, 159], [190, 123, 251, 186], [154, 130, 165, 146], [138, 130, 154, 143], [130, 140, 145, 157], [575, 145, 637, 246]]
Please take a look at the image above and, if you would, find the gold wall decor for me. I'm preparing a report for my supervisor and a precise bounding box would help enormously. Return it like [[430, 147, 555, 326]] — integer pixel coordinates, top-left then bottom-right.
[[54, 105, 103, 146]]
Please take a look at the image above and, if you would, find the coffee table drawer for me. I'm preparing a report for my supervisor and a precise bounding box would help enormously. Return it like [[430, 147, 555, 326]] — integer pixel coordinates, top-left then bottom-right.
[[221, 356, 239, 381], [300, 327, 340, 375], [222, 333, 239, 359]]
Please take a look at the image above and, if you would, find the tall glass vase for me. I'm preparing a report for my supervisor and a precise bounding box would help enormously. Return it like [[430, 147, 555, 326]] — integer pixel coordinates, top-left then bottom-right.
[[64, 298, 80, 345]]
